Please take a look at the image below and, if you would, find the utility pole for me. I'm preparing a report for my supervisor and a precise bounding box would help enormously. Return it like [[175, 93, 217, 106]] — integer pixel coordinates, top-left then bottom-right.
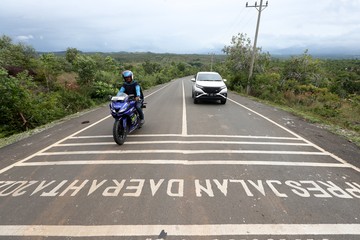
[[246, 0, 268, 95], [208, 53, 214, 71], [210, 53, 214, 71]]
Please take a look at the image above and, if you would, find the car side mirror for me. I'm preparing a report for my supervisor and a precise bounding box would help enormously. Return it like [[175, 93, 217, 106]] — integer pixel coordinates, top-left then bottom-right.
[[191, 78, 196, 82], [223, 79, 227, 82]]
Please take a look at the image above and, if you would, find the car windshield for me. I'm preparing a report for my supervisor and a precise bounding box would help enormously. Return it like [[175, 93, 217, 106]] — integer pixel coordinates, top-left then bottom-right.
[[197, 73, 222, 81]]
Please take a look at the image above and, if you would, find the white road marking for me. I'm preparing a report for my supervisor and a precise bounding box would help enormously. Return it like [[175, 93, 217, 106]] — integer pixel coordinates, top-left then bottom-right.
[[18, 160, 350, 168], [182, 80, 188, 136], [70, 134, 302, 140], [37, 150, 329, 156], [0, 224, 359, 237], [57, 141, 311, 146]]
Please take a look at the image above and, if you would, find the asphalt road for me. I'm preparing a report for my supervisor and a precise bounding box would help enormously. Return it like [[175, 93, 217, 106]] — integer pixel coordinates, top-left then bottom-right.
[[0, 76, 359, 240]]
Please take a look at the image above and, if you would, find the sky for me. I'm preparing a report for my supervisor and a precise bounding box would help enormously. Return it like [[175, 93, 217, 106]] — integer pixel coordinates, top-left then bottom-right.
[[1, 0, 360, 55]]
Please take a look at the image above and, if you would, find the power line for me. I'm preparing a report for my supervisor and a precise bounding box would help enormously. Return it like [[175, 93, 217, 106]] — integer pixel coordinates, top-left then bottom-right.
[[246, 0, 269, 95]]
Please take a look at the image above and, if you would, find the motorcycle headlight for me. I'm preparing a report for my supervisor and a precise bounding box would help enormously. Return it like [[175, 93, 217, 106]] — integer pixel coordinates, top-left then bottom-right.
[[111, 102, 128, 113], [119, 102, 129, 112]]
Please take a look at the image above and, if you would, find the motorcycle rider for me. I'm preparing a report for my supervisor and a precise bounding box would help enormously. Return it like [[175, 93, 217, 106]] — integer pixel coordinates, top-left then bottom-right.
[[117, 70, 145, 125]]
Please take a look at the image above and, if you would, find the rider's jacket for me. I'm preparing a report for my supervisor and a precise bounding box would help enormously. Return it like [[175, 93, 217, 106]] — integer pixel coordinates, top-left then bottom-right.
[[117, 80, 143, 99]]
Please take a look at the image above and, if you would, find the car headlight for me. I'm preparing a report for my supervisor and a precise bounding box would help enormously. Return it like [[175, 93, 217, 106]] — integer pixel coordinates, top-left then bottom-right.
[[196, 84, 204, 90]]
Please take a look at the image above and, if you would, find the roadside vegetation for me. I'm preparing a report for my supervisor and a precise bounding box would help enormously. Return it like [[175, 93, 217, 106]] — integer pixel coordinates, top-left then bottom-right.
[[220, 33, 359, 145], [1, 34, 359, 146]]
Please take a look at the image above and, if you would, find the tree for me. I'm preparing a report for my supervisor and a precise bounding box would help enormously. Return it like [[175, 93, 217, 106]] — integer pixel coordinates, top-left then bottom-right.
[[222, 33, 270, 93], [65, 47, 80, 64], [0, 68, 36, 134], [0, 35, 37, 69], [222, 33, 253, 73], [104, 56, 118, 72], [142, 60, 161, 75], [73, 55, 97, 86], [282, 50, 324, 87], [39, 53, 62, 91]]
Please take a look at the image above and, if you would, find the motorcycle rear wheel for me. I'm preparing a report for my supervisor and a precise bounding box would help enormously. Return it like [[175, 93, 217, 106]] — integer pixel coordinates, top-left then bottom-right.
[[113, 119, 128, 145]]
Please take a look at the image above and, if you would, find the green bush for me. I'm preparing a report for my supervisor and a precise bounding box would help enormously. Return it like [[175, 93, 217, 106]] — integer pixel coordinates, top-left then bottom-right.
[[91, 81, 116, 99], [312, 105, 339, 118], [252, 72, 281, 101], [58, 89, 95, 113], [0, 69, 36, 134], [28, 92, 66, 126]]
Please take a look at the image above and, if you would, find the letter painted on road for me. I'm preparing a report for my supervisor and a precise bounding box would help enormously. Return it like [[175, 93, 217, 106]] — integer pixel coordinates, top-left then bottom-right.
[[0, 179, 359, 200]]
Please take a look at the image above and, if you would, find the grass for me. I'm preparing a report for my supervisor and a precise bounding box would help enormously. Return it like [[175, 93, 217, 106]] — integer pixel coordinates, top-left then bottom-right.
[[252, 97, 360, 147]]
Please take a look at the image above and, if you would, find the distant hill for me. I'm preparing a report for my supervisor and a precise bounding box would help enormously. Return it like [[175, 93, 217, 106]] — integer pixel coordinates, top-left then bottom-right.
[[40, 48, 359, 60], [266, 46, 360, 59]]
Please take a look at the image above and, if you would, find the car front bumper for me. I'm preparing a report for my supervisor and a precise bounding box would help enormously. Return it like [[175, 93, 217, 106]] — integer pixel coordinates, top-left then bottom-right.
[[194, 88, 227, 100]]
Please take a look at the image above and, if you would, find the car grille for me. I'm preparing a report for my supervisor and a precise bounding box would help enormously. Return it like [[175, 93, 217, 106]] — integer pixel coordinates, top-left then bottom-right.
[[203, 87, 221, 93]]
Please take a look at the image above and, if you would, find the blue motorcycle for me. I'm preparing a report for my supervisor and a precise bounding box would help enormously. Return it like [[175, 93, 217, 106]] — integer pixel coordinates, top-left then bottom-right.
[[109, 93, 145, 145]]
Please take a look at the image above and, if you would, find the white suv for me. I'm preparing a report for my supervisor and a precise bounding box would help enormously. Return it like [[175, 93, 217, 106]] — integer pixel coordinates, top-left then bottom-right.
[[191, 71, 227, 104]]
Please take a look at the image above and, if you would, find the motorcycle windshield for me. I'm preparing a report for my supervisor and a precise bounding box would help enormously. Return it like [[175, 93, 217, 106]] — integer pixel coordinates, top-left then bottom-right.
[[112, 93, 128, 102]]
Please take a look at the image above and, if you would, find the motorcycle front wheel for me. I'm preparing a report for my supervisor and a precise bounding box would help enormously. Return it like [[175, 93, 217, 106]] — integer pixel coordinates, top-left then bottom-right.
[[113, 119, 128, 145]]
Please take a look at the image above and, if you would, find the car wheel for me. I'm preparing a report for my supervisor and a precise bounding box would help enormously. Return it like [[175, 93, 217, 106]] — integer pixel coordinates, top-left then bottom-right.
[[194, 98, 198, 104]]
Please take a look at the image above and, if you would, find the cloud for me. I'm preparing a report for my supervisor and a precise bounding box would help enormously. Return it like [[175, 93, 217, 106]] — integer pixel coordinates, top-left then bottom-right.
[[1, 0, 359, 54], [15, 35, 34, 42]]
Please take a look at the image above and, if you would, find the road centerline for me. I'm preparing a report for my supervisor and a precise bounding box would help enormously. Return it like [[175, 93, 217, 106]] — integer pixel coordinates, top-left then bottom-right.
[[182, 80, 188, 136]]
